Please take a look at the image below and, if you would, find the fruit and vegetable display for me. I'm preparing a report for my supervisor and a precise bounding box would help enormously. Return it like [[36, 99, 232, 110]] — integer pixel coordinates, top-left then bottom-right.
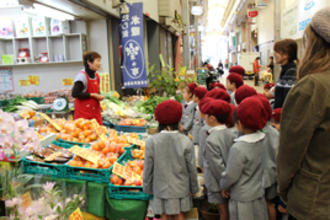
[[118, 118, 147, 127], [135, 96, 169, 115], [110, 160, 144, 186], [37, 118, 107, 143], [26, 144, 73, 163], [2, 96, 40, 113]]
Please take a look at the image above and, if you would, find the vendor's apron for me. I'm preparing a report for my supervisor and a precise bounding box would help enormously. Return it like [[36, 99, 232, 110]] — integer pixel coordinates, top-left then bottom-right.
[[74, 71, 103, 125]]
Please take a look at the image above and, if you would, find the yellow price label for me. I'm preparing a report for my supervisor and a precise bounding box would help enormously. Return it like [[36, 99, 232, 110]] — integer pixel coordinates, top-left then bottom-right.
[[62, 78, 74, 86], [18, 80, 30, 86], [69, 146, 101, 165], [38, 112, 61, 131], [91, 119, 107, 142], [112, 162, 142, 181]]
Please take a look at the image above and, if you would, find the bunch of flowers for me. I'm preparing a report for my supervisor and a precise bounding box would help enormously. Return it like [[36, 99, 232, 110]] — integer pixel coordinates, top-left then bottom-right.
[[5, 182, 85, 220], [0, 109, 41, 161]]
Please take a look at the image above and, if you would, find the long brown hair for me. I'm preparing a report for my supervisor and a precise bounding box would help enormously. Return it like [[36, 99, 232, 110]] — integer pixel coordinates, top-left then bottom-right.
[[298, 25, 330, 80]]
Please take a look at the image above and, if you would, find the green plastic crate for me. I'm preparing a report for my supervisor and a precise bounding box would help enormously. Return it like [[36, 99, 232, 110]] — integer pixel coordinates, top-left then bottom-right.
[[57, 138, 91, 147], [21, 158, 67, 178], [114, 124, 147, 133], [51, 140, 90, 149], [108, 147, 152, 200]]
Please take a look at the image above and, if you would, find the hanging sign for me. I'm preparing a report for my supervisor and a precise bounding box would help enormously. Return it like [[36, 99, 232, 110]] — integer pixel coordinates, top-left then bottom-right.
[[248, 10, 258, 17], [120, 2, 148, 88]]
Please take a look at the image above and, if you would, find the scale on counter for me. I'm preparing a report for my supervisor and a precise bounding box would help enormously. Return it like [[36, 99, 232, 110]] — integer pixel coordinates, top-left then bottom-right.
[[52, 97, 69, 112]]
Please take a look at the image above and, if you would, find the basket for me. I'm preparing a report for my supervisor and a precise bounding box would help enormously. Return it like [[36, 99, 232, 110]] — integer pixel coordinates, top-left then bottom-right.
[[21, 158, 67, 178], [114, 124, 147, 133], [108, 148, 152, 200]]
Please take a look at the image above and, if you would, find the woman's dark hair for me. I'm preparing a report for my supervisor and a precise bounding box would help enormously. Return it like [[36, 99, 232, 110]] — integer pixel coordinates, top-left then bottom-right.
[[269, 56, 274, 60], [274, 39, 298, 63], [214, 114, 228, 124], [256, 57, 260, 60], [158, 123, 179, 132], [83, 51, 101, 68]]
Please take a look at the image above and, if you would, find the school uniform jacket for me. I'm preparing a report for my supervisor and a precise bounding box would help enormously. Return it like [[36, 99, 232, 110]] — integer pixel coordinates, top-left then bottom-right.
[[198, 124, 210, 168], [262, 123, 279, 188], [204, 125, 236, 193], [192, 106, 203, 145], [143, 131, 199, 198], [181, 101, 197, 133], [220, 132, 266, 202]]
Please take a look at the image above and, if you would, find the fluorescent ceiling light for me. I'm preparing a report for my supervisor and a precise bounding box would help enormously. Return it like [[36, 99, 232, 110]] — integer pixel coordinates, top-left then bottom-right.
[[24, 3, 75, 21], [191, 6, 203, 16]]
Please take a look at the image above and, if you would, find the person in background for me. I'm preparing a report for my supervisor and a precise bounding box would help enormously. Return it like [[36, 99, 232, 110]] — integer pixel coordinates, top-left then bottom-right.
[[253, 57, 261, 86], [273, 39, 298, 108], [267, 56, 274, 75], [72, 51, 104, 125], [226, 73, 244, 105], [204, 100, 236, 220], [220, 96, 268, 220], [277, 7, 330, 220], [217, 60, 224, 75], [179, 83, 197, 135], [143, 100, 199, 220]]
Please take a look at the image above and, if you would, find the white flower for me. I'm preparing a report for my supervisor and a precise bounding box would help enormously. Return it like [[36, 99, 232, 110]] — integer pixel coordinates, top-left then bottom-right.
[[42, 182, 56, 193], [5, 197, 23, 208]]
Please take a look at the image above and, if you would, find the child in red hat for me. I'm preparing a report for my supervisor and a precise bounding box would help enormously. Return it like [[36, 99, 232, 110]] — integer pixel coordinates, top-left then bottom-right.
[[192, 86, 208, 146], [209, 82, 226, 91], [256, 94, 280, 220], [143, 100, 199, 219], [229, 65, 246, 77], [226, 73, 244, 106], [205, 88, 231, 103], [203, 99, 237, 220], [271, 108, 282, 131], [180, 83, 198, 134], [220, 96, 268, 220], [234, 85, 257, 104]]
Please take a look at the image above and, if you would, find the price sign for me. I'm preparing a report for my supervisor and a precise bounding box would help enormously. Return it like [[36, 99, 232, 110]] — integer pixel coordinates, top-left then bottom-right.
[[127, 137, 145, 147], [69, 146, 101, 164], [91, 119, 107, 142], [62, 78, 74, 86], [38, 112, 61, 131], [28, 75, 39, 85], [18, 80, 30, 86], [112, 162, 142, 181]]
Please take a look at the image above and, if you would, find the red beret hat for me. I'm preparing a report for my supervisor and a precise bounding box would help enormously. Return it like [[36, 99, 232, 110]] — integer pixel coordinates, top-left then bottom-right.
[[264, 83, 275, 90], [226, 103, 236, 128], [198, 97, 214, 114], [205, 88, 231, 103], [210, 82, 226, 90], [204, 99, 231, 119], [256, 94, 272, 121], [235, 85, 257, 104], [187, 82, 198, 93], [193, 86, 208, 99], [155, 100, 182, 124], [237, 96, 267, 131], [227, 73, 244, 88], [272, 108, 282, 123], [229, 65, 245, 76]]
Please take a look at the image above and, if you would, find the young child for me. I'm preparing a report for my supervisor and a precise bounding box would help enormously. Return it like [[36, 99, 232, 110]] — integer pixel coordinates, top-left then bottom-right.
[[143, 100, 199, 220], [257, 94, 279, 220], [271, 108, 282, 131], [204, 99, 237, 220], [209, 82, 226, 91], [234, 85, 257, 105], [226, 73, 244, 106], [229, 65, 246, 77], [220, 96, 268, 220], [180, 83, 197, 135], [197, 97, 213, 170], [205, 87, 231, 103], [192, 86, 208, 146]]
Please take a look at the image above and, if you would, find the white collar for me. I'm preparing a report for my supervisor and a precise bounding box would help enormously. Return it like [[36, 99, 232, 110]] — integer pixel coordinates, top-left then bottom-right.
[[186, 101, 194, 105], [196, 105, 199, 111], [208, 125, 227, 134], [234, 131, 265, 143], [160, 130, 179, 134]]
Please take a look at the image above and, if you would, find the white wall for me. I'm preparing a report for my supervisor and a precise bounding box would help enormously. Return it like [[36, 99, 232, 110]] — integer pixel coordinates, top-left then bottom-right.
[[257, 0, 274, 45]]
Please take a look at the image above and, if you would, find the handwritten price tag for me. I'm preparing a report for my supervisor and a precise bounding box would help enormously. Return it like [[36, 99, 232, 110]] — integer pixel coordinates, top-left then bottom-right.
[[38, 112, 61, 131], [112, 162, 141, 181], [62, 78, 74, 86], [91, 119, 107, 142], [69, 146, 101, 164]]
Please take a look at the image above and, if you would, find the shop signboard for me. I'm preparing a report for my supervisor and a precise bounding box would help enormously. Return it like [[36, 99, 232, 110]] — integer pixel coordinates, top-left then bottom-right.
[[120, 2, 148, 88]]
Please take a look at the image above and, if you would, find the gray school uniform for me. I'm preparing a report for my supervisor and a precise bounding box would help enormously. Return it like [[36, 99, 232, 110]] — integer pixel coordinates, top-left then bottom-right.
[[143, 131, 199, 215], [192, 106, 203, 145], [262, 123, 279, 200], [220, 131, 268, 220], [198, 124, 211, 168], [204, 125, 236, 204], [181, 101, 197, 134]]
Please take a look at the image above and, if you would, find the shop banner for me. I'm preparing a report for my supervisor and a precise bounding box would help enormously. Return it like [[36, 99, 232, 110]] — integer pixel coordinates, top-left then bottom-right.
[[120, 2, 148, 88]]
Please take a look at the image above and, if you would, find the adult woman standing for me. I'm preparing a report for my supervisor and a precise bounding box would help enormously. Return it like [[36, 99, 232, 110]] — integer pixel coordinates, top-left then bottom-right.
[[277, 7, 330, 220], [273, 39, 298, 108], [72, 51, 104, 125]]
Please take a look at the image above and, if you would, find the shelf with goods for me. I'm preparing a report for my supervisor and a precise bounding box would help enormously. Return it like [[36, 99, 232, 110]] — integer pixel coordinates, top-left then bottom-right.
[[0, 33, 86, 66]]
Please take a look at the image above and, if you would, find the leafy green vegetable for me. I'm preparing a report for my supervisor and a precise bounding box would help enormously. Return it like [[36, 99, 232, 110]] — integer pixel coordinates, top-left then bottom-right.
[[3, 96, 27, 112], [137, 96, 170, 114]]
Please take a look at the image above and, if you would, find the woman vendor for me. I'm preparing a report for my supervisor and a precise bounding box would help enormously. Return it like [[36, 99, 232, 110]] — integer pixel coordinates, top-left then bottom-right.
[[72, 51, 104, 125]]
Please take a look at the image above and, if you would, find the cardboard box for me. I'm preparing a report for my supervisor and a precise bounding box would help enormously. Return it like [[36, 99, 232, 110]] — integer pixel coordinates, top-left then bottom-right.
[[15, 16, 32, 37], [32, 16, 50, 36], [50, 19, 70, 35]]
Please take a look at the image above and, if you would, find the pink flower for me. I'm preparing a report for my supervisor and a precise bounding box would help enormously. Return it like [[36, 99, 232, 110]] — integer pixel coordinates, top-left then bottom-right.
[[42, 182, 56, 193]]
